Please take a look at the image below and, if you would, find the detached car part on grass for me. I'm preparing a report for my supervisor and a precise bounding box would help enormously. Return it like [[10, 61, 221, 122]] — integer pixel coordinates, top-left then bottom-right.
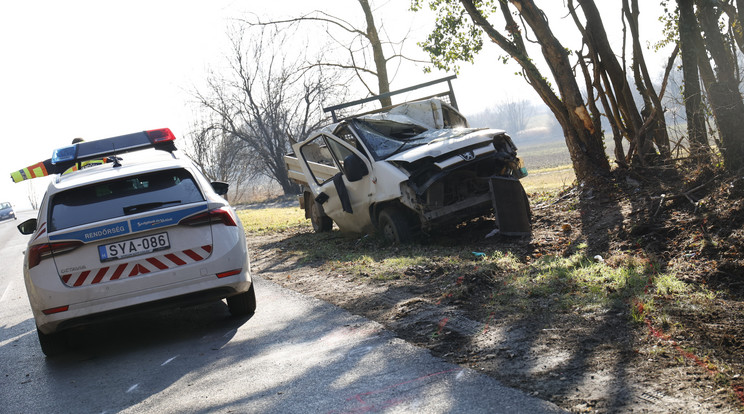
[[284, 76, 531, 243], [12, 129, 254, 356]]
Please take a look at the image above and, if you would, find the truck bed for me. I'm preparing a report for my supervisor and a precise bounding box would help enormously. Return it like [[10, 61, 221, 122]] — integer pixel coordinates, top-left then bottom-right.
[[284, 154, 337, 186]]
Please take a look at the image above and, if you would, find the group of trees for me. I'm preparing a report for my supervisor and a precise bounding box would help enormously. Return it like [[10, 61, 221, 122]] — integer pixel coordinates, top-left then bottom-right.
[[189, 0, 422, 199], [190, 0, 744, 199], [675, 0, 744, 170], [414, 0, 744, 181], [189, 28, 341, 195], [468, 98, 535, 134]]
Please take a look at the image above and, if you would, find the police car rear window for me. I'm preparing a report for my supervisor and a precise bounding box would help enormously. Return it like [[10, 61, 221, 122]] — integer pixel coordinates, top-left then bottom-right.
[[48, 168, 204, 232]]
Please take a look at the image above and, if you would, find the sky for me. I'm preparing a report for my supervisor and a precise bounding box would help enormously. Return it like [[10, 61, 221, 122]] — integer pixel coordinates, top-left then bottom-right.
[[0, 1, 670, 210]]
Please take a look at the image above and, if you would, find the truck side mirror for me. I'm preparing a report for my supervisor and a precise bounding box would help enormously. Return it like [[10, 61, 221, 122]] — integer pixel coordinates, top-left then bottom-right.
[[17, 218, 37, 235], [211, 181, 229, 196], [344, 154, 368, 182]]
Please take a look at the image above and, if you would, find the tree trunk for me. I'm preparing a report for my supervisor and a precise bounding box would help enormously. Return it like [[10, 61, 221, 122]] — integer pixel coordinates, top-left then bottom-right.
[[739, 0, 744, 48], [508, 0, 610, 183], [695, 0, 744, 170], [623, 0, 671, 159], [677, 0, 709, 160], [720, 0, 744, 53], [358, 0, 392, 107], [579, 0, 656, 164]]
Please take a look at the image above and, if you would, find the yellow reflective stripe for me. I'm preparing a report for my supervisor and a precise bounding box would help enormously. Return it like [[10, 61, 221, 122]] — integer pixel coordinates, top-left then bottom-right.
[[10, 171, 24, 183], [62, 159, 105, 175], [10, 162, 48, 182], [80, 159, 104, 167]]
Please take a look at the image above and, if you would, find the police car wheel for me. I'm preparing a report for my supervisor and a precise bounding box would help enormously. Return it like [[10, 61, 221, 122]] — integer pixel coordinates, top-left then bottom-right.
[[37, 327, 67, 357], [227, 284, 256, 317]]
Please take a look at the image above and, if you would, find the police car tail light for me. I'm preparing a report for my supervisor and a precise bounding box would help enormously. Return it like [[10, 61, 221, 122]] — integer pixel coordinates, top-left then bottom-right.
[[42, 305, 69, 315], [146, 128, 176, 144], [216, 268, 242, 278], [179, 207, 237, 227], [28, 241, 84, 269]]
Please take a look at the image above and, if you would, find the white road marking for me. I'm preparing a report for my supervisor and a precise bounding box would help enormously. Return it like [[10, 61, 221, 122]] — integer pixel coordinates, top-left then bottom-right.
[[161, 356, 178, 366], [126, 384, 139, 393], [0, 282, 12, 302]]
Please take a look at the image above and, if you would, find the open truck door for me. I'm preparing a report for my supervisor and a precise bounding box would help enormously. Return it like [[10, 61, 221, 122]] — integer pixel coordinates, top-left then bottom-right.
[[293, 132, 375, 234]]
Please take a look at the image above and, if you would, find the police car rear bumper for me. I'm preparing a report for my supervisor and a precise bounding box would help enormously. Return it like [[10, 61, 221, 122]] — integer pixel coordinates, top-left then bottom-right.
[[33, 269, 252, 334]]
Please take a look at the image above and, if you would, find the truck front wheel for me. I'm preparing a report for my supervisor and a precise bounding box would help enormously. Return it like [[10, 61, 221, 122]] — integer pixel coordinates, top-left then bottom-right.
[[310, 200, 333, 232], [378, 208, 412, 244]]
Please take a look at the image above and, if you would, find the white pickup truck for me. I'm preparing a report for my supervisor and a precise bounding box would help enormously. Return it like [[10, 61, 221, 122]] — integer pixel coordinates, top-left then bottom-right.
[[284, 80, 530, 243]]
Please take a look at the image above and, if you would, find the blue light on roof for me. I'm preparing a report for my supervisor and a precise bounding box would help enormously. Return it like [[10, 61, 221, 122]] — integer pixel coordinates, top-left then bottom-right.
[[52, 145, 78, 165]]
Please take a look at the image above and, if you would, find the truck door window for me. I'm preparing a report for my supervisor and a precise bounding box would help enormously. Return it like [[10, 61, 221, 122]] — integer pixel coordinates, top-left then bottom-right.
[[300, 136, 339, 185], [326, 139, 357, 176]]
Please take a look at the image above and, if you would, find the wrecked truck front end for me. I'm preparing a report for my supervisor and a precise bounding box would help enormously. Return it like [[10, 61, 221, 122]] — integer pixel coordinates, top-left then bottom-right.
[[383, 128, 531, 235]]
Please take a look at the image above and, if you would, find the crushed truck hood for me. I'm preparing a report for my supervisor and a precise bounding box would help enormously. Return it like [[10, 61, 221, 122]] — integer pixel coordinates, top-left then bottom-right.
[[386, 128, 505, 163]]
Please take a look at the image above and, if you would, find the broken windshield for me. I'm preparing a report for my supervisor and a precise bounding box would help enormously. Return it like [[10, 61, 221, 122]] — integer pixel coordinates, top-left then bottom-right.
[[349, 119, 429, 160]]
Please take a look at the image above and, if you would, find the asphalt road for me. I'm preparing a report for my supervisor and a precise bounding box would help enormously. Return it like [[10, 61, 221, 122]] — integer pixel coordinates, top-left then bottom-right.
[[0, 210, 564, 413]]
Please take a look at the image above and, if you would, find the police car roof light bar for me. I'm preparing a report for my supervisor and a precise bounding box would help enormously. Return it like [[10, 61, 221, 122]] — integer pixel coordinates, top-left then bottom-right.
[[146, 128, 177, 144], [51, 128, 178, 166], [10, 128, 179, 183]]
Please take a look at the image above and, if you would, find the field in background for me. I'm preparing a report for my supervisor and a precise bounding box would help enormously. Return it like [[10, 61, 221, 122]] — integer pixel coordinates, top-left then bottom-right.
[[237, 206, 308, 234], [520, 165, 575, 193], [517, 138, 575, 194]]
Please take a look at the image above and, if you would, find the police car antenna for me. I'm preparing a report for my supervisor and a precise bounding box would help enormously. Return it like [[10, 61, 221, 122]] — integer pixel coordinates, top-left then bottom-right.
[[111, 143, 122, 167]]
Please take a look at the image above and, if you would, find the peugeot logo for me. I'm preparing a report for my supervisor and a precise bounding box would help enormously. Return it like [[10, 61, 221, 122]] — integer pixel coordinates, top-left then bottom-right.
[[460, 151, 476, 161]]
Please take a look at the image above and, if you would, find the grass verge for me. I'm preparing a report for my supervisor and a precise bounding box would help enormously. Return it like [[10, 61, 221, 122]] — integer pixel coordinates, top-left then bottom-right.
[[237, 207, 309, 235], [240, 205, 710, 334]]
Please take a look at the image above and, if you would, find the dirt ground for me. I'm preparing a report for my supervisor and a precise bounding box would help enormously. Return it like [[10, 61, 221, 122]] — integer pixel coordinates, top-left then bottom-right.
[[246, 168, 744, 413]]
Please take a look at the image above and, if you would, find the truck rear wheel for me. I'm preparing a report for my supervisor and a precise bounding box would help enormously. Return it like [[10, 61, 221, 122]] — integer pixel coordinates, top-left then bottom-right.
[[309, 200, 333, 232], [378, 208, 412, 244]]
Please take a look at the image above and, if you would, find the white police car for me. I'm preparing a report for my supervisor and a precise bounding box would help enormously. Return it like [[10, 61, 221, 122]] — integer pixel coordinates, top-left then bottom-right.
[[15, 129, 254, 356]]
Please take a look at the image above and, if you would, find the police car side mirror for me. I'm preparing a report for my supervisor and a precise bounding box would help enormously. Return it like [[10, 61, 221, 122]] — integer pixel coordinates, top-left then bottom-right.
[[17, 218, 37, 235], [211, 181, 229, 196]]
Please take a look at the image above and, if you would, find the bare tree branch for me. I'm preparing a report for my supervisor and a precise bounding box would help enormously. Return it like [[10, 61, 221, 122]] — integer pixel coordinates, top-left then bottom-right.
[[190, 27, 342, 195]]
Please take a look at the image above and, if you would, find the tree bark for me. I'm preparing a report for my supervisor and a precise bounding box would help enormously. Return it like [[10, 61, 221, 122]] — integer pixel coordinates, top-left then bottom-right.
[[623, 0, 671, 159], [501, 0, 610, 183], [677, 0, 710, 160], [695, 0, 744, 170], [358, 0, 392, 107], [578, 0, 656, 164], [719, 0, 744, 53]]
